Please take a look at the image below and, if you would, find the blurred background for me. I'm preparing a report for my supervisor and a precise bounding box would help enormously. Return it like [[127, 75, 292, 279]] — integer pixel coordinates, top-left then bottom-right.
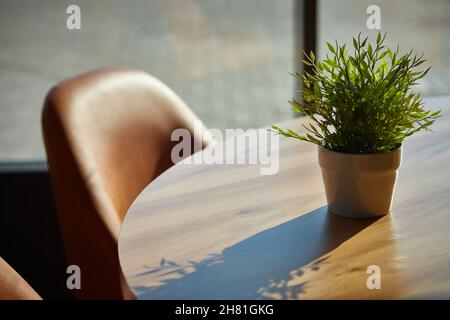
[[1, 0, 450, 299], [1, 0, 449, 161], [1, 0, 293, 161]]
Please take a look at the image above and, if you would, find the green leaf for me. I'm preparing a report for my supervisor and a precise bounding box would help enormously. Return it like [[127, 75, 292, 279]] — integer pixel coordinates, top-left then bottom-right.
[[327, 42, 336, 54], [313, 82, 321, 97], [387, 48, 393, 61], [361, 37, 368, 47], [368, 44, 373, 57]]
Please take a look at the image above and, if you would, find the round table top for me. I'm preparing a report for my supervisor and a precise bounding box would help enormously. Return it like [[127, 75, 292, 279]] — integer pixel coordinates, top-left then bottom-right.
[[119, 96, 450, 299]]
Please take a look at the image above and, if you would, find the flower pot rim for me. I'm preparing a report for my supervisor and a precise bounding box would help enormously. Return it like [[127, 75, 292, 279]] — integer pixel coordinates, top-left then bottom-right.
[[318, 144, 402, 156]]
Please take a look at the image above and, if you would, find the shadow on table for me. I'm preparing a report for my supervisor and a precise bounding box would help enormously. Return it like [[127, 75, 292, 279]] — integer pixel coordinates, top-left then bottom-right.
[[133, 206, 378, 299]]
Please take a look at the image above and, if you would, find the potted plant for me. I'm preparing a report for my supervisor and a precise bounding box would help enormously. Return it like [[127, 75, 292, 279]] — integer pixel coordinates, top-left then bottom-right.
[[272, 33, 441, 218]]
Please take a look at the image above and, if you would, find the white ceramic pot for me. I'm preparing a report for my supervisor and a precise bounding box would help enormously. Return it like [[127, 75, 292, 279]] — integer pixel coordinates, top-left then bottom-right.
[[318, 146, 402, 218]]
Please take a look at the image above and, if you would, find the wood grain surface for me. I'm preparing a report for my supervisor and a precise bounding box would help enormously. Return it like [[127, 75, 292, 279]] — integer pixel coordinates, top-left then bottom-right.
[[119, 96, 450, 299]]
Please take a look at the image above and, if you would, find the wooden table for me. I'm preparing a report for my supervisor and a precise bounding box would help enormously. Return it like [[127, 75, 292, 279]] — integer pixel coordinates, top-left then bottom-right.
[[118, 96, 450, 299]]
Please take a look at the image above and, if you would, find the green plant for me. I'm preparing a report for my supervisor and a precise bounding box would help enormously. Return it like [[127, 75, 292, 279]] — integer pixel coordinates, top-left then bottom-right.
[[272, 32, 441, 154]]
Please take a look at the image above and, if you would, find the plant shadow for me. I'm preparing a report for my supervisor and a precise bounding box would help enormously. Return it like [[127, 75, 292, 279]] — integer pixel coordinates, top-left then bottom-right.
[[133, 206, 378, 299]]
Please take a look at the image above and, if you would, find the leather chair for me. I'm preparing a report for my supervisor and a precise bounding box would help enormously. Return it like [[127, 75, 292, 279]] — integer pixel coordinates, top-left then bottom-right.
[[42, 68, 212, 299], [0, 257, 41, 300]]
